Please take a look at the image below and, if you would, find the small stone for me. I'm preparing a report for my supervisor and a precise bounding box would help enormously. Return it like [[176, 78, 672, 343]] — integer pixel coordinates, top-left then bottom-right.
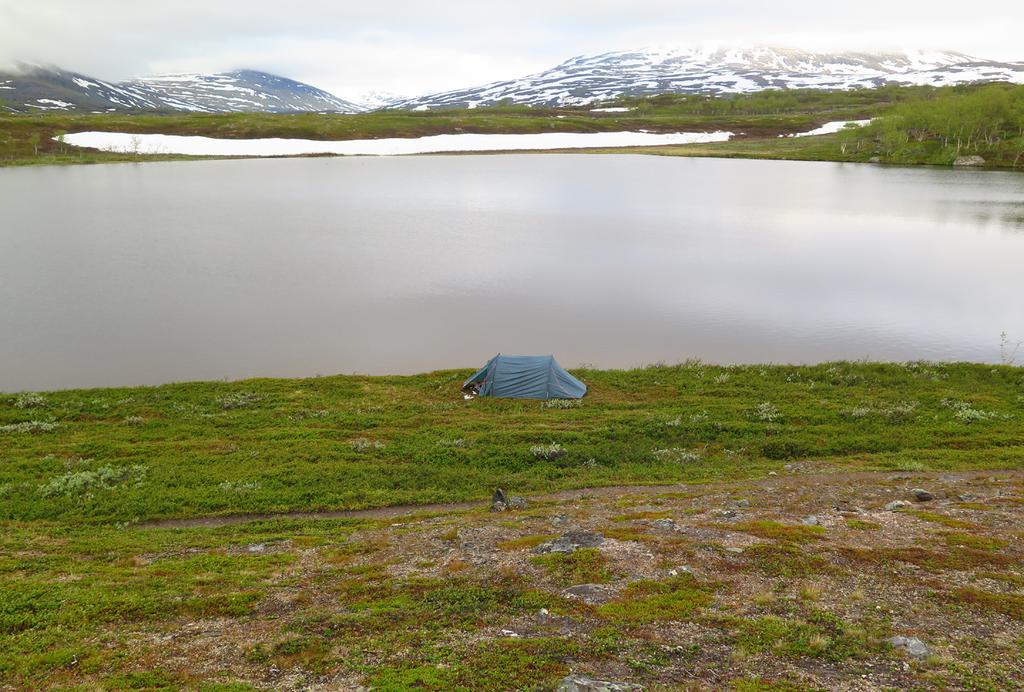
[[911, 489, 934, 502], [885, 500, 912, 511], [558, 675, 644, 692], [802, 515, 820, 526], [889, 635, 930, 659]]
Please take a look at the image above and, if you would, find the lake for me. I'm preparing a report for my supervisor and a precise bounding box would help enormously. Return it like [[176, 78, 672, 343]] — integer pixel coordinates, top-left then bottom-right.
[[1, 154, 1022, 391]]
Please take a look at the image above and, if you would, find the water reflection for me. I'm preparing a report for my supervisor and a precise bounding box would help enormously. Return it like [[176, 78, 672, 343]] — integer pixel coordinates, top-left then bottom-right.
[[1, 155, 1022, 390]]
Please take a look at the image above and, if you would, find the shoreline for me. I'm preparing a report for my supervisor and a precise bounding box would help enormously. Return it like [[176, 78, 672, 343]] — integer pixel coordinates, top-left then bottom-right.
[[2, 356, 1018, 395]]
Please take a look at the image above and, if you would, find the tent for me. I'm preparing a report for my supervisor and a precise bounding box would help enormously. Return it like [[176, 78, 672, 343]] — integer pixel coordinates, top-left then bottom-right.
[[462, 354, 587, 400]]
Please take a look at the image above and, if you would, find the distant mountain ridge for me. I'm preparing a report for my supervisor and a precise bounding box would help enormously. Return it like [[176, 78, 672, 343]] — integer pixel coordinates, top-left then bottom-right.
[[3, 47, 1024, 115], [395, 46, 1024, 109], [0, 64, 363, 113]]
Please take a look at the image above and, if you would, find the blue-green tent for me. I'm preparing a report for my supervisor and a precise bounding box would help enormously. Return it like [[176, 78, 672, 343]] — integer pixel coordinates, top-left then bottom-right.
[[463, 354, 587, 400]]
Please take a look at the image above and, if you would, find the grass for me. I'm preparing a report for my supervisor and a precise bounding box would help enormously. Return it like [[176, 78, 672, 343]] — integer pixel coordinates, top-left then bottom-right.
[[908, 510, 977, 529], [742, 543, 831, 578], [596, 575, 714, 623], [2, 361, 1023, 525], [2, 83, 1021, 169], [943, 588, 1024, 621], [531, 548, 613, 586], [2, 362, 1023, 688], [734, 610, 881, 662]]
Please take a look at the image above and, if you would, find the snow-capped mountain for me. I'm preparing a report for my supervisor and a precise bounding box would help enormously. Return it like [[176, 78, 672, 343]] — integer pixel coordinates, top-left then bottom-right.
[[0, 65, 158, 112], [126, 70, 362, 113], [396, 46, 1024, 109], [0, 65, 363, 113]]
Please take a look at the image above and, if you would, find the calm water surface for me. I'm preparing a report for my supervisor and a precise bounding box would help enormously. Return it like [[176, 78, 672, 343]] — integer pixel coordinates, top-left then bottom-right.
[[2, 155, 1022, 391]]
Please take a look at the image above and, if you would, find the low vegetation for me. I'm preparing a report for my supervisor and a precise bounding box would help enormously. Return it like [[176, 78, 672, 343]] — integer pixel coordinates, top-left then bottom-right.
[[2, 361, 1023, 524], [2, 83, 1022, 169], [2, 362, 1023, 688]]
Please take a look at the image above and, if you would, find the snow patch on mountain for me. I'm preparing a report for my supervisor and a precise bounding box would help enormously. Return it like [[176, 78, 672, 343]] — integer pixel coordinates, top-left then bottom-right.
[[127, 70, 362, 113], [396, 46, 1024, 109], [0, 65, 362, 114]]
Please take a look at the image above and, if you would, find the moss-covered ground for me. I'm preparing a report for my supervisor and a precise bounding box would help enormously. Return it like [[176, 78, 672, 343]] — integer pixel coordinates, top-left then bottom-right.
[[2, 362, 1024, 688]]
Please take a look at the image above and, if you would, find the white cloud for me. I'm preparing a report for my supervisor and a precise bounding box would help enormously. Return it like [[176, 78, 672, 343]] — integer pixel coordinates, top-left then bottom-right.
[[1, 1, 1021, 96]]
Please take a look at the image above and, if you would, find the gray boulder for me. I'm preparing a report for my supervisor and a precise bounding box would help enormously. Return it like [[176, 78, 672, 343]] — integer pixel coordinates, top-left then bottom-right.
[[911, 488, 934, 502], [506, 495, 529, 509], [953, 155, 985, 167], [559, 675, 644, 692], [491, 488, 529, 512], [889, 635, 930, 659]]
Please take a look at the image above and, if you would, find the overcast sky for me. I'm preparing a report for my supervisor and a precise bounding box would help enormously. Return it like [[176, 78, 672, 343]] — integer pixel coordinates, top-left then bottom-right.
[[1, 1, 1021, 99]]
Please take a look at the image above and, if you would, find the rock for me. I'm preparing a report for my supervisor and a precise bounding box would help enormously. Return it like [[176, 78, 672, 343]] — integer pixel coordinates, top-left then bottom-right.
[[911, 489, 934, 502], [889, 635, 930, 659], [885, 500, 912, 511], [802, 515, 820, 526], [491, 488, 529, 511], [506, 494, 529, 509], [534, 530, 604, 554], [562, 583, 617, 605], [491, 488, 509, 511], [953, 155, 985, 167], [558, 675, 644, 692]]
